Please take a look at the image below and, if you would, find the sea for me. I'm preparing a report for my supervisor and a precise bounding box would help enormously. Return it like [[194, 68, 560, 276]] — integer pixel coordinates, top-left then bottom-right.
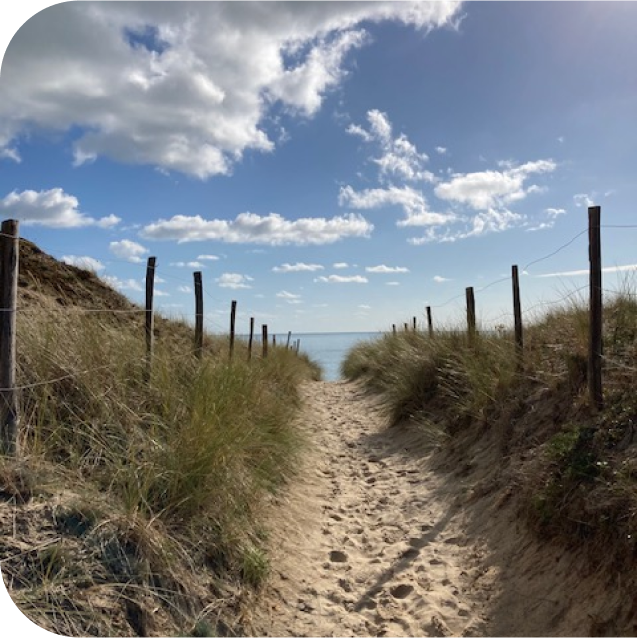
[[278, 331, 382, 382]]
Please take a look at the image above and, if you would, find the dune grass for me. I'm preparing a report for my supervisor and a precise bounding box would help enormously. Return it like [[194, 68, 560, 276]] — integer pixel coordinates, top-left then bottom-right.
[[342, 292, 637, 569], [0, 301, 321, 636]]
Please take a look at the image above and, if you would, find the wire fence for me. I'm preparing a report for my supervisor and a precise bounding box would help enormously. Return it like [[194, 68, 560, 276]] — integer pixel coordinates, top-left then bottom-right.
[[1, 209, 636, 454]]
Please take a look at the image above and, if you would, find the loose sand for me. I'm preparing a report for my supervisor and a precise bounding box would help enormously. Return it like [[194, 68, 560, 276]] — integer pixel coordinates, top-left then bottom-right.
[[249, 381, 637, 637]]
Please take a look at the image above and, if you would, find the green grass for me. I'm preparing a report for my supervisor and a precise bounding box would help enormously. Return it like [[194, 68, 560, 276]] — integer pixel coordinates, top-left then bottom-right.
[[341, 292, 637, 569], [0, 302, 321, 636]]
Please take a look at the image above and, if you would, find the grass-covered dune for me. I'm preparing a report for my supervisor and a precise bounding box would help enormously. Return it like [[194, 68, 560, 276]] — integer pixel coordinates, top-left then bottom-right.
[[342, 292, 637, 572], [0, 240, 321, 636]]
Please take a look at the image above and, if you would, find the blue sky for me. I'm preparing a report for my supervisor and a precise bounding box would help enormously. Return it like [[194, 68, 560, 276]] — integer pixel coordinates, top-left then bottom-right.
[[1, 1, 636, 335]]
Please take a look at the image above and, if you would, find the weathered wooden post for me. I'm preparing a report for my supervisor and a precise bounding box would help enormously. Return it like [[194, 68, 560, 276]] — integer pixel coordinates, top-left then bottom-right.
[[286, 331, 292, 349], [262, 324, 268, 358], [466, 286, 476, 343], [194, 272, 203, 358], [248, 317, 255, 361], [588, 205, 603, 409], [511, 265, 523, 369], [392, 324, 396, 335], [229, 300, 237, 360], [272, 334, 276, 347], [413, 316, 417, 332], [426, 306, 433, 337], [144, 256, 156, 382], [404, 322, 409, 333], [0, 219, 19, 456]]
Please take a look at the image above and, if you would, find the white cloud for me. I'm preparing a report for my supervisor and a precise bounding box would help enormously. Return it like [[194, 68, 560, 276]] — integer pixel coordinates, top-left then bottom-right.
[[358, 304, 371, 310], [435, 146, 447, 155], [0, 188, 120, 228], [434, 160, 556, 211], [61, 255, 105, 272], [142, 211, 373, 245], [346, 109, 435, 183], [386, 281, 400, 286], [537, 264, 637, 278], [197, 254, 220, 261], [365, 265, 409, 274], [276, 290, 301, 299], [545, 207, 566, 217], [433, 275, 451, 283], [339, 184, 453, 227], [272, 262, 324, 273], [177, 285, 192, 293], [314, 275, 368, 284], [170, 261, 206, 268], [573, 193, 595, 208], [155, 290, 170, 297], [333, 262, 349, 269], [216, 273, 253, 289], [102, 275, 143, 292], [1, 3, 461, 178], [109, 239, 148, 263]]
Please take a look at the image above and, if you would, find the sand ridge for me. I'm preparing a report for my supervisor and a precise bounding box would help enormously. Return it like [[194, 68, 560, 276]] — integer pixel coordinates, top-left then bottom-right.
[[250, 381, 489, 637]]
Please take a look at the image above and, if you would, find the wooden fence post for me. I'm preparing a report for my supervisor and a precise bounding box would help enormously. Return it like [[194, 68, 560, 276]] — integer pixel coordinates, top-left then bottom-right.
[[466, 286, 476, 343], [413, 316, 417, 333], [229, 300, 237, 360], [286, 331, 292, 349], [262, 324, 268, 358], [404, 322, 409, 333], [426, 306, 433, 337], [511, 265, 523, 369], [194, 272, 203, 358], [295, 339, 300, 354], [144, 256, 156, 381], [588, 205, 603, 409], [0, 219, 19, 456], [272, 334, 276, 347], [392, 324, 396, 335], [248, 317, 254, 361]]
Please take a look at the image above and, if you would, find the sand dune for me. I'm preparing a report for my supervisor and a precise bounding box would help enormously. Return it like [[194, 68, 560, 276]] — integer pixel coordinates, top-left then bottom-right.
[[249, 381, 637, 637]]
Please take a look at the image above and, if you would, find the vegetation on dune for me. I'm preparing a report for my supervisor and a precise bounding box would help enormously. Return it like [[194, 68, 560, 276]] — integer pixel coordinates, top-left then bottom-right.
[[0, 241, 321, 637], [341, 291, 637, 570]]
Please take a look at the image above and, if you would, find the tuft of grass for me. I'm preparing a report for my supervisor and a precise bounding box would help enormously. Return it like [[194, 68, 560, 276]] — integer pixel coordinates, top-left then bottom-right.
[[2, 292, 321, 636], [342, 290, 637, 570]]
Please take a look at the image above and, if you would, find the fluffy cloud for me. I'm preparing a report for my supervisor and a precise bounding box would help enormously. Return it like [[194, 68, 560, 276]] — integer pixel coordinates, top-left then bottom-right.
[[276, 290, 301, 299], [339, 185, 452, 227], [177, 285, 192, 293], [433, 275, 451, 283], [170, 261, 206, 268], [333, 262, 349, 269], [365, 265, 409, 274], [573, 193, 595, 208], [142, 212, 373, 245], [272, 262, 324, 273], [314, 275, 368, 284], [1, 2, 461, 176], [216, 273, 253, 289], [197, 254, 220, 261], [0, 188, 120, 228], [434, 160, 556, 211], [102, 275, 143, 292], [346, 110, 435, 183], [109, 239, 148, 263], [61, 255, 105, 272]]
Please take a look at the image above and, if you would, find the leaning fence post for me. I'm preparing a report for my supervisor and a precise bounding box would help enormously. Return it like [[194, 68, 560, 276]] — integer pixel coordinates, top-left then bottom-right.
[[511, 265, 523, 369], [426, 306, 433, 337], [588, 205, 603, 410], [229, 300, 237, 360], [248, 317, 255, 361], [144, 256, 156, 382], [0, 219, 19, 456], [194, 272, 203, 358], [286, 331, 292, 349], [466, 286, 476, 343], [262, 324, 268, 358]]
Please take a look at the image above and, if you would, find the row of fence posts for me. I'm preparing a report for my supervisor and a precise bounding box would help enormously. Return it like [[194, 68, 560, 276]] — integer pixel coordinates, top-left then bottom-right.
[[390, 205, 604, 411], [0, 218, 302, 455], [0, 206, 607, 455]]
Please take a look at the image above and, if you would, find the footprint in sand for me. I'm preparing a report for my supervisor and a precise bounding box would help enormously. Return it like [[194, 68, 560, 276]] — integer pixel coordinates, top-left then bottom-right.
[[389, 583, 414, 599]]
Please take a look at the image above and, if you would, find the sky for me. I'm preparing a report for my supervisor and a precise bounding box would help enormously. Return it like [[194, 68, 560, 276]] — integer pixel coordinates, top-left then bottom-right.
[[1, 1, 637, 337]]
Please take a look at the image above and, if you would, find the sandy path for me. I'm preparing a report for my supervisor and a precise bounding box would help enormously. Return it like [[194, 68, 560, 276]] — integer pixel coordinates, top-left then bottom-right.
[[250, 381, 489, 637]]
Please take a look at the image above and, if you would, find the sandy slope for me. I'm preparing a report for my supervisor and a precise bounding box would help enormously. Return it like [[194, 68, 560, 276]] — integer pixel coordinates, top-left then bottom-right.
[[249, 381, 637, 638], [250, 382, 489, 637]]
